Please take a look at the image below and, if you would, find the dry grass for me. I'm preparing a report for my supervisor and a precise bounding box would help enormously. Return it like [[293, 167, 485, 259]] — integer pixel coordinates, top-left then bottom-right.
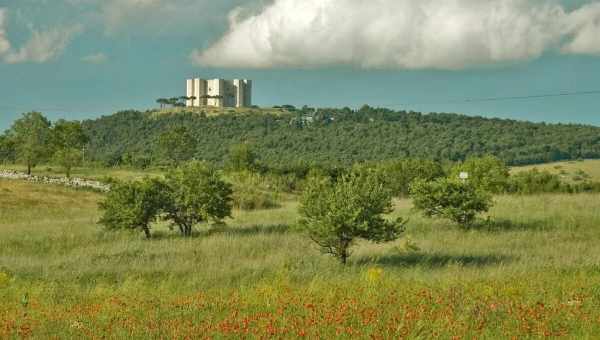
[[2, 178, 600, 338], [512, 159, 600, 182]]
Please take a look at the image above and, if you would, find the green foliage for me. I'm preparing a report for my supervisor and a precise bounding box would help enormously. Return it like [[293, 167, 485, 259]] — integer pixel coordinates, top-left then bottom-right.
[[410, 178, 493, 227], [81, 108, 600, 168], [229, 171, 280, 210], [299, 168, 406, 264], [157, 126, 197, 166], [376, 159, 445, 196], [0, 135, 16, 163], [98, 178, 166, 239], [51, 120, 89, 177], [450, 155, 510, 193], [507, 169, 564, 194], [226, 143, 258, 172], [52, 148, 83, 178], [162, 161, 233, 237], [7, 112, 52, 174]]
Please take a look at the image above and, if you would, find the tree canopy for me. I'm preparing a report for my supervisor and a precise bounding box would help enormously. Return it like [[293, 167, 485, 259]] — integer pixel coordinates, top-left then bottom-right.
[[79, 107, 600, 169]]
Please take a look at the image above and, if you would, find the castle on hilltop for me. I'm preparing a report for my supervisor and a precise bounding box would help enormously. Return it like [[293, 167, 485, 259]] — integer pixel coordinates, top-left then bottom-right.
[[186, 78, 252, 108]]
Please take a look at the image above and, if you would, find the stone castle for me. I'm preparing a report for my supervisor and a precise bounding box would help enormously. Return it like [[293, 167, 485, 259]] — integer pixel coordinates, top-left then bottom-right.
[[186, 78, 252, 108]]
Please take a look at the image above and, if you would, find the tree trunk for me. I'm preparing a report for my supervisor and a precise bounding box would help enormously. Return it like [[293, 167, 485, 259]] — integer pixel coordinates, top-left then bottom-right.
[[143, 226, 151, 239], [66, 166, 71, 179], [27, 162, 31, 175]]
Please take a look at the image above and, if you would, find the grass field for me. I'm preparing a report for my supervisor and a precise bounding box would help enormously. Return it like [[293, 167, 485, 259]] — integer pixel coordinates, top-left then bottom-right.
[[511, 159, 600, 182], [2, 176, 600, 338]]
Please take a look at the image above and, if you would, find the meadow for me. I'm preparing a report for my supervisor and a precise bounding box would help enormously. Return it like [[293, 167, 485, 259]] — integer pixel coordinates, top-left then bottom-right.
[[2, 165, 600, 339], [511, 159, 600, 182]]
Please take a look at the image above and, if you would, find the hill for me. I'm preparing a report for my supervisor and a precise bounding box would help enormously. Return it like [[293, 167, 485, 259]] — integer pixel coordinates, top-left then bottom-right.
[[82, 106, 600, 168]]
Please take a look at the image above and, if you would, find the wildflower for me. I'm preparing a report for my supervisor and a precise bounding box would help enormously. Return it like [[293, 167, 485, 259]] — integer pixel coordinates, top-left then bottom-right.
[[365, 267, 384, 284]]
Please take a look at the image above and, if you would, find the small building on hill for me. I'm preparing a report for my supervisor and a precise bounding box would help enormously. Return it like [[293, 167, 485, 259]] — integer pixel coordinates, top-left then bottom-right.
[[186, 78, 252, 108]]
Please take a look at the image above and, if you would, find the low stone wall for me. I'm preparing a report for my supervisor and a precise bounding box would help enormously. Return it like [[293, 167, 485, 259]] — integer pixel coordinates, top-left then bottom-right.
[[0, 170, 110, 192]]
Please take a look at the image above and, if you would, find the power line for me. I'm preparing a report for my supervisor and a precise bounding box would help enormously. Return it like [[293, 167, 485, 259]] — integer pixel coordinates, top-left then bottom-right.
[[1, 89, 600, 113], [382, 89, 600, 107]]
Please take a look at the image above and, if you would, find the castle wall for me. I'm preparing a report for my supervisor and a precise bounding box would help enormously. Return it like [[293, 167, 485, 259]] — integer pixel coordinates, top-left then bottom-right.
[[186, 77, 252, 108]]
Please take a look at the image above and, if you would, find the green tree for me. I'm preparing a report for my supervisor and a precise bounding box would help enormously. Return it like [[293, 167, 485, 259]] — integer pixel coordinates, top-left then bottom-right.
[[299, 168, 406, 264], [378, 159, 445, 196], [450, 155, 509, 193], [163, 161, 233, 237], [8, 112, 52, 175], [410, 178, 492, 228], [51, 120, 89, 178], [226, 143, 257, 172], [98, 178, 166, 239], [156, 98, 169, 109], [0, 135, 16, 164], [158, 126, 197, 166]]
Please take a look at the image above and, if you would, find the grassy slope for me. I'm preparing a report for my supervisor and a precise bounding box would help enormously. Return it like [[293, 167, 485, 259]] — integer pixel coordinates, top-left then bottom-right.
[[1, 178, 600, 337], [511, 159, 600, 182]]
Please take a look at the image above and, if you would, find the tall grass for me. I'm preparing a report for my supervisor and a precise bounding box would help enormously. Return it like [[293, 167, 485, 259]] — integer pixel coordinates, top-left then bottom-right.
[[2, 178, 600, 337]]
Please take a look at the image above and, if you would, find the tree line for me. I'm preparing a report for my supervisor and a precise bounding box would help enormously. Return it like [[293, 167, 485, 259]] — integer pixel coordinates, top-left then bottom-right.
[[0, 112, 87, 177], [76, 106, 600, 169]]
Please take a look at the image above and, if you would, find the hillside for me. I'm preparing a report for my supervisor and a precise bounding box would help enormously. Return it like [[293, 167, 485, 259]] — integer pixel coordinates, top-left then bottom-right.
[[82, 107, 600, 168]]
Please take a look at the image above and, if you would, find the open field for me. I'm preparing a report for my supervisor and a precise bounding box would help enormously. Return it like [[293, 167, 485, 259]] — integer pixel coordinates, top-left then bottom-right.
[[512, 159, 600, 182], [2, 177, 600, 338], [5, 158, 600, 183]]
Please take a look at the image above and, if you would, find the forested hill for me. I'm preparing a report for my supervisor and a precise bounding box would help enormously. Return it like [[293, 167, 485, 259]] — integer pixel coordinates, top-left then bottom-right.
[[82, 107, 600, 168]]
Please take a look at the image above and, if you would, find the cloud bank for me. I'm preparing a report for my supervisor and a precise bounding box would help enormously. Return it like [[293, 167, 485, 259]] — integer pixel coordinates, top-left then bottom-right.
[[0, 8, 82, 64], [194, 0, 600, 70]]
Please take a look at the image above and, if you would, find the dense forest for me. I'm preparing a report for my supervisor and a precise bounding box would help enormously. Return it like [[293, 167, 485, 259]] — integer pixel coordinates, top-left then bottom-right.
[[81, 106, 600, 168]]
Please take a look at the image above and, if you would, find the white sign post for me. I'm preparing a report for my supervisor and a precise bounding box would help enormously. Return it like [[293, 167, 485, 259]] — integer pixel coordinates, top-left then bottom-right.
[[459, 172, 469, 181]]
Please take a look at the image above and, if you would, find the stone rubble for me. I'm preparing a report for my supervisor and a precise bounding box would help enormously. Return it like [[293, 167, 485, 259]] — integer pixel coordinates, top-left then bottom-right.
[[0, 169, 110, 192]]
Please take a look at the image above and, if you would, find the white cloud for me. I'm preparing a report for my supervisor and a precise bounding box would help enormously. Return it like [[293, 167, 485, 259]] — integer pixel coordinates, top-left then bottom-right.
[[3, 24, 82, 64], [0, 9, 11, 55], [561, 2, 600, 55], [194, 0, 600, 70], [0, 8, 82, 64], [81, 52, 108, 64]]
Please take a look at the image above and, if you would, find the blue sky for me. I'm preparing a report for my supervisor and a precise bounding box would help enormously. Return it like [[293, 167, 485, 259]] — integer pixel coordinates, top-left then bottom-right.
[[1, 0, 600, 130]]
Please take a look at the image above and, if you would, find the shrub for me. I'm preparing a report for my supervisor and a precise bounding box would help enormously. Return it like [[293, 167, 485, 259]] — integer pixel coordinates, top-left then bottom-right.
[[507, 169, 563, 194], [229, 171, 280, 210], [377, 159, 445, 197], [450, 155, 509, 193], [226, 143, 258, 172], [163, 161, 233, 237], [299, 167, 406, 264], [410, 178, 493, 228], [98, 178, 166, 238]]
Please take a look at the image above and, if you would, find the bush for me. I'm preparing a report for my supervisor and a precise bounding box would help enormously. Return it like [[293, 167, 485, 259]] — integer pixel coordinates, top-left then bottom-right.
[[450, 155, 509, 193], [377, 159, 445, 197], [226, 143, 258, 172], [410, 178, 493, 228], [98, 178, 166, 238], [507, 169, 563, 194], [299, 167, 406, 264], [162, 161, 233, 237], [229, 171, 280, 210]]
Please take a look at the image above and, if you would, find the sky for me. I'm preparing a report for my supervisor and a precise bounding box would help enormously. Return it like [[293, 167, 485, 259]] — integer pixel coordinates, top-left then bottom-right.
[[1, 0, 600, 130]]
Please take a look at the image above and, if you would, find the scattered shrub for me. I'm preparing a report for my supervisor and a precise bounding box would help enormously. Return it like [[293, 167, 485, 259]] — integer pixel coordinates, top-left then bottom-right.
[[410, 178, 493, 228], [162, 161, 233, 237], [299, 167, 406, 264], [450, 155, 510, 193], [98, 177, 166, 238]]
